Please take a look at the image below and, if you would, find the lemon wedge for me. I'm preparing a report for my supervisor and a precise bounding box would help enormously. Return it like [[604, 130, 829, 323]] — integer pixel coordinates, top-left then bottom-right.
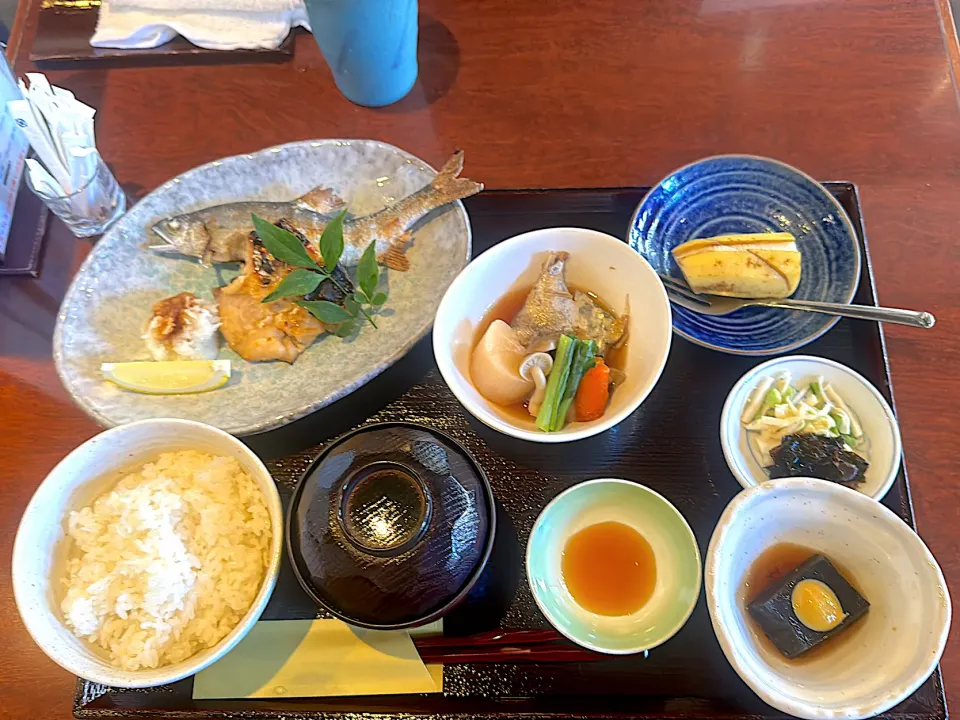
[[101, 360, 231, 395]]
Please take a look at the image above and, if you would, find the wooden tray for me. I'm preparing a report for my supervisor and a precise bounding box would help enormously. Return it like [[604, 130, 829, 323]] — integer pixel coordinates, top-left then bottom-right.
[[73, 185, 948, 720], [30, 1, 294, 67]]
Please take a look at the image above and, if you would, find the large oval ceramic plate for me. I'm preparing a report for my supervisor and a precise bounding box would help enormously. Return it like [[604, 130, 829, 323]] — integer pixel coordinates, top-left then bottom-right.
[[629, 155, 861, 355], [54, 140, 472, 435]]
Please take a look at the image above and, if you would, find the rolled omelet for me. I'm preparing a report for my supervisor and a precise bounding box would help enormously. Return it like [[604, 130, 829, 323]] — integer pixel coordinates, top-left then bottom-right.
[[671, 232, 802, 299]]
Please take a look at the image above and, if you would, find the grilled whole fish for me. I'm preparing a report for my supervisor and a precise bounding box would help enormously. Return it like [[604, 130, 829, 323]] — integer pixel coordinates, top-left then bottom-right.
[[152, 188, 344, 265], [213, 221, 330, 364], [149, 151, 482, 271], [511, 251, 627, 354]]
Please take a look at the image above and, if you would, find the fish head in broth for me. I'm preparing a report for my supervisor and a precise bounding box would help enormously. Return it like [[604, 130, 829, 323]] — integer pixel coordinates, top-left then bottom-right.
[[511, 251, 627, 355]]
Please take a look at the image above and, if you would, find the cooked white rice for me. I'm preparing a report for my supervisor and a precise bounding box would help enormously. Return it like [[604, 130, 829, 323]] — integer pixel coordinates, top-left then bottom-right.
[[60, 451, 272, 671]]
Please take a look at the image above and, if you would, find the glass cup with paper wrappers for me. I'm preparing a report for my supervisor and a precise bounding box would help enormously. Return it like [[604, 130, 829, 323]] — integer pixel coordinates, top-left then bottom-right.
[[26, 151, 125, 237]]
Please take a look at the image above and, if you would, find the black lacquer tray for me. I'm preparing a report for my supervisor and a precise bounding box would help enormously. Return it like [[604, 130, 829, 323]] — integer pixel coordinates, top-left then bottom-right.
[[74, 186, 947, 720]]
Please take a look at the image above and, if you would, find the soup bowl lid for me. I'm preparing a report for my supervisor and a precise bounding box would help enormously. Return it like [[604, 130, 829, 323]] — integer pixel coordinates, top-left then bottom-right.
[[287, 422, 496, 629]]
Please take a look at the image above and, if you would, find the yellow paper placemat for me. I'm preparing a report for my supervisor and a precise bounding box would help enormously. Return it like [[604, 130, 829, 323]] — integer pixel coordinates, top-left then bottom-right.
[[193, 619, 443, 699]]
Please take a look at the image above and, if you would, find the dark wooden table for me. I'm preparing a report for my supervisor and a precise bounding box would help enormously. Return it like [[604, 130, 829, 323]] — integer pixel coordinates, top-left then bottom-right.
[[3, 0, 959, 717]]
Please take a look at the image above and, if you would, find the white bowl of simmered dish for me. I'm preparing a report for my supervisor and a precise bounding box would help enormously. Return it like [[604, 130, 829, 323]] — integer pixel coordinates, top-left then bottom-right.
[[433, 227, 672, 442], [12, 418, 283, 688], [705, 478, 950, 720]]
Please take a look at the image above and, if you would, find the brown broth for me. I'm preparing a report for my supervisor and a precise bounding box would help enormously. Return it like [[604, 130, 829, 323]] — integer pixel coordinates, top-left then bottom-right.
[[562, 521, 656, 616], [473, 287, 531, 346], [472, 284, 628, 425], [740, 543, 865, 663]]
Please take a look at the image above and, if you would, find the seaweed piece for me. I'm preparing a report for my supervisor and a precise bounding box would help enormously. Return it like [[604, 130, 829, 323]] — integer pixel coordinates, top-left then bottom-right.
[[769, 434, 869, 484]]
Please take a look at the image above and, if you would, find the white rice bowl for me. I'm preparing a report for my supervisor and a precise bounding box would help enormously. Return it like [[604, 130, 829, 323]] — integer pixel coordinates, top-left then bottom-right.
[[12, 419, 283, 688], [61, 451, 272, 671]]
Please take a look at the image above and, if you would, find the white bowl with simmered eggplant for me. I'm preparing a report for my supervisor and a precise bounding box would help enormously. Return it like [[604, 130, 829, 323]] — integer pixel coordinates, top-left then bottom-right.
[[433, 228, 673, 443]]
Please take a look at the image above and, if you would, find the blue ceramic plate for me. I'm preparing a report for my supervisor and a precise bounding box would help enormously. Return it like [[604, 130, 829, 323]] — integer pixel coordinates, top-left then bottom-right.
[[629, 155, 861, 355]]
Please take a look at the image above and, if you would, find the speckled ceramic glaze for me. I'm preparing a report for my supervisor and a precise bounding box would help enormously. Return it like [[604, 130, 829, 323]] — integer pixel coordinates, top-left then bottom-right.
[[706, 478, 950, 720], [53, 140, 471, 435], [629, 155, 861, 355]]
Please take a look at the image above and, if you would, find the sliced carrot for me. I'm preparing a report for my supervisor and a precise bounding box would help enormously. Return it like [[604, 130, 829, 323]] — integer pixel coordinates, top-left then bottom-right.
[[575, 358, 611, 422]]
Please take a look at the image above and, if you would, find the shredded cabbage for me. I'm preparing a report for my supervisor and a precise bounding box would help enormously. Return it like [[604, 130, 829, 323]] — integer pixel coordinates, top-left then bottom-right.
[[741, 373, 863, 463]]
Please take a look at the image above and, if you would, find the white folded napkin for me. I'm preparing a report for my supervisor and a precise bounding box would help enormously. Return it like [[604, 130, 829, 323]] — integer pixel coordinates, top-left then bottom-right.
[[91, 0, 310, 51], [108, 0, 302, 10]]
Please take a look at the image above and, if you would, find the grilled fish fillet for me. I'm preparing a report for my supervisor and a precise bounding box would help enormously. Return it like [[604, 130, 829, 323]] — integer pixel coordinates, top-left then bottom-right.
[[511, 252, 627, 354], [214, 226, 327, 364]]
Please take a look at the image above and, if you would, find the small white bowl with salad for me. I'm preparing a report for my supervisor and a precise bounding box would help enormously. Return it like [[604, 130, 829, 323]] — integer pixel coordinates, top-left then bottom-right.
[[719, 356, 902, 501]]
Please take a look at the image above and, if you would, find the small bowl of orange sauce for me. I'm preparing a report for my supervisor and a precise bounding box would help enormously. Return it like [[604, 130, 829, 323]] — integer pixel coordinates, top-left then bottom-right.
[[526, 478, 701, 654]]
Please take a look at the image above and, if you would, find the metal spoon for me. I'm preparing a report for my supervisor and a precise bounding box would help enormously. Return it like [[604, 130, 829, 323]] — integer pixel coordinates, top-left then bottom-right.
[[659, 275, 935, 329]]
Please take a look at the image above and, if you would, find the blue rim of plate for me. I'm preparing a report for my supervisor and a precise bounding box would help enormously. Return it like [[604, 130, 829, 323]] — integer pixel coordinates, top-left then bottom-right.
[[628, 155, 861, 356]]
